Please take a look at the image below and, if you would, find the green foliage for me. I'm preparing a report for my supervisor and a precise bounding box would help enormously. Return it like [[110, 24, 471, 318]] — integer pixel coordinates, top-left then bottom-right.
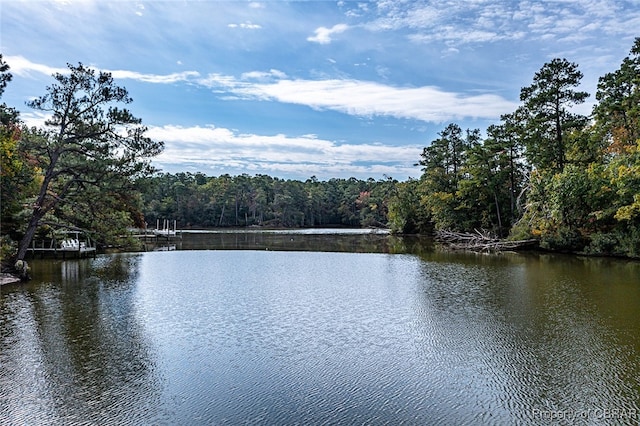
[[0, 235, 17, 265], [0, 54, 11, 96], [593, 37, 640, 153], [584, 226, 640, 258], [518, 58, 589, 172], [407, 120, 528, 235], [511, 132, 640, 257], [389, 39, 639, 258], [539, 227, 586, 252], [13, 63, 163, 259], [616, 224, 640, 258], [0, 55, 38, 248], [388, 179, 431, 234], [419, 123, 470, 194], [584, 232, 620, 256], [139, 173, 395, 229], [421, 190, 457, 230]]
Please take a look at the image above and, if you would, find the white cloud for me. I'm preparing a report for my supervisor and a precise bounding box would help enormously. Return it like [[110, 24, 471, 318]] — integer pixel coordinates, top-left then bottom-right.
[[4, 55, 68, 77], [4, 55, 200, 84], [228, 21, 262, 29], [365, 0, 640, 47], [307, 24, 349, 44], [241, 69, 288, 81], [20, 111, 50, 129], [109, 70, 201, 84], [200, 73, 517, 122], [9, 56, 515, 125], [148, 124, 422, 179]]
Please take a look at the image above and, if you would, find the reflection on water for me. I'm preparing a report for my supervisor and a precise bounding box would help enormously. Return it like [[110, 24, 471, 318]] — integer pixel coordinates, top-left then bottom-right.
[[0, 255, 162, 425], [144, 228, 412, 254], [1, 232, 639, 425]]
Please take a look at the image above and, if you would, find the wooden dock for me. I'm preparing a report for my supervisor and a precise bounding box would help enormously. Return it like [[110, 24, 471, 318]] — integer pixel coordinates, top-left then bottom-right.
[[28, 238, 97, 259]]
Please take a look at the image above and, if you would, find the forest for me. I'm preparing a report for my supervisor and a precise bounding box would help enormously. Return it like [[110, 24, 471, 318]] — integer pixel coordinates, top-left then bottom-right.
[[138, 173, 395, 229], [1, 37, 640, 263]]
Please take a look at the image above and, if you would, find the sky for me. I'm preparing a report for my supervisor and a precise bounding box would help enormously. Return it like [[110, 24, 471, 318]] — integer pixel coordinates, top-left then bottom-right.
[[1, 0, 639, 181]]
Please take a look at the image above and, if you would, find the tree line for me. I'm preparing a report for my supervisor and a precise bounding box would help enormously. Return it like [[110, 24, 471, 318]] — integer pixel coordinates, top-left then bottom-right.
[[388, 38, 640, 258], [2, 38, 640, 267], [139, 173, 395, 229]]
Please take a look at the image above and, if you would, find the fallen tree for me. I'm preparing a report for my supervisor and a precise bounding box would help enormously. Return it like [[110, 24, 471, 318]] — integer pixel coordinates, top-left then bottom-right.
[[435, 229, 539, 253]]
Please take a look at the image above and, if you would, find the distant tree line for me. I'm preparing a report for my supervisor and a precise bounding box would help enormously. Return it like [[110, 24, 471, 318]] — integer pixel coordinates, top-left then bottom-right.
[[138, 173, 396, 229]]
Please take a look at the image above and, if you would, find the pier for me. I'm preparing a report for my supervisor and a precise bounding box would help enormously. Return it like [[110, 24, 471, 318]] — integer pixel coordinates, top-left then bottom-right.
[[28, 229, 97, 259], [131, 219, 182, 241]]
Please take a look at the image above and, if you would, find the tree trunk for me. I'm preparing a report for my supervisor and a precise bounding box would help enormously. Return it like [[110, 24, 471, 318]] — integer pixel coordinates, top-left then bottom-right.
[[493, 191, 503, 232], [555, 97, 564, 171], [235, 196, 239, 226], [509, 145, 516, 221], [219, 204, 225, 226], [16, 156, 59, 261], [16, 210, 45, 261]]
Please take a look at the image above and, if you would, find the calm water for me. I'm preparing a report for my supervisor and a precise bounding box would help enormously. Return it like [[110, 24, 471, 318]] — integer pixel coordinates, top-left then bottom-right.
[[2, 231, 640, 425]]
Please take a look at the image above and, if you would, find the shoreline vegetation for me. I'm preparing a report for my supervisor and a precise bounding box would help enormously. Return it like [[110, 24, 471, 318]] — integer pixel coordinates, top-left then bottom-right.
[[2, 38, 640, 278]]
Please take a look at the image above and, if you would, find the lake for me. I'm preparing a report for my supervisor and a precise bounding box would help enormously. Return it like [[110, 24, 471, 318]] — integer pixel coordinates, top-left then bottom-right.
[[1, 230, 639, 425]]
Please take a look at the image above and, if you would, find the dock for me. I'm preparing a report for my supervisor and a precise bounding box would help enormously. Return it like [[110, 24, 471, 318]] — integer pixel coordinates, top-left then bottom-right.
[[28, 227, 97, 259], [28, 238, 97, 259], [131, 219, 182, 241]]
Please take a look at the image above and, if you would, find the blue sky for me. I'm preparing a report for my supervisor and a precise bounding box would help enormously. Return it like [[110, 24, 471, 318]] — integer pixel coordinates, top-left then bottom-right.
[[1, 0, 639, 180]]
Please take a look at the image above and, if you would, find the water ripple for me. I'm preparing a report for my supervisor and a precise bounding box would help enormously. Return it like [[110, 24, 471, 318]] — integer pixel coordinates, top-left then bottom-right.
[[2, 250, 639, 424]]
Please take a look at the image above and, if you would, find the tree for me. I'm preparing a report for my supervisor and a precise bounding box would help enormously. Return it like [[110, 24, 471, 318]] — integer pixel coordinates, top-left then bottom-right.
[[419, 123, 468, 193], [459, 130, 507, 233], [0, 54, 19, 126], [15, 63, 163, 261], [519, 58, 589, 172], [387, 178, 431, 234], [1, 55, 37, 264], [593, 37, 640, 153], [416, 123, 479, 231]]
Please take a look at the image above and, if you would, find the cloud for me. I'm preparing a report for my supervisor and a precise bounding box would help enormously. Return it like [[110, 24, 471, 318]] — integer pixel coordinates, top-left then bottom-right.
[[4, 55, 200, 84], [241, 69, 288, 81], [364, 0, 640, 47], [147, 124, 422, 179], [19, 110, 421, 178], [228, 21, 262, 29], [9, 56, 515, 125], [109, 70, 201, 84], [20, 111, 50, 129], [135, 3, 144, 17], [200, 73, 517, 122], [307, 24, 349, 44], [4, 55, 68, 77]]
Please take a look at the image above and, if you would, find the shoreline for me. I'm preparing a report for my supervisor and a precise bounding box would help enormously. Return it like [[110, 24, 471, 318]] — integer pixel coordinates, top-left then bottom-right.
[[1, 272, 21, 286]]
